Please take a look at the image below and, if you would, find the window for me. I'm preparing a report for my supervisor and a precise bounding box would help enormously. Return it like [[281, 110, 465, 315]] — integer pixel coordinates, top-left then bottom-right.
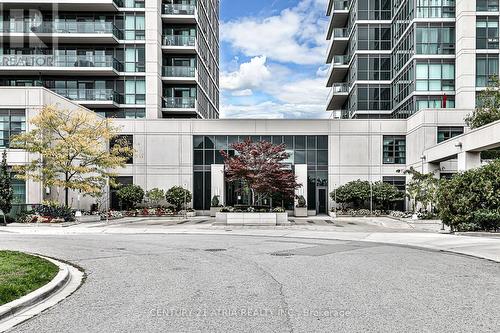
[[416, 62, 455, 91], [476, 54, 499, 87], [357, 25, 391, 51], [110, 135, 133, 164], [357, 55, 391, 81], [0, 109, 25, 148], [476, 17, 499, 49], [416, 0, 455, 18], [358, 0, 391, 20], [125, 79, 146, 104], [437, 127, 464, 143], [357, 84, 391, 111], [11, 177, 26, 204], [110, 176, 133, 210], [124, 47, 145, 72], [416, 96, 455, 111], [383, 136, 406, 164], [416, 24, 455, 54], [124, 14, 145, 40], [477, 0, 499, 11]]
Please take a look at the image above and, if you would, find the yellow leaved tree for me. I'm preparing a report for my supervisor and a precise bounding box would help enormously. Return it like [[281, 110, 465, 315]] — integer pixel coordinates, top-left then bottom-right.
[[10, 105, 133, 207]]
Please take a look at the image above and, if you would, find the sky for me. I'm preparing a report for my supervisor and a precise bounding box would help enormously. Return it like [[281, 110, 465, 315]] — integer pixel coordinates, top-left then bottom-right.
[[219, 0, 330, 119]]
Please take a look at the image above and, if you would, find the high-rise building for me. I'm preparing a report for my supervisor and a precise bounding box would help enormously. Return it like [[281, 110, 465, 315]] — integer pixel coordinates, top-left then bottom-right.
[[326, 0, 485, 119], [0, 0, 220, 119]]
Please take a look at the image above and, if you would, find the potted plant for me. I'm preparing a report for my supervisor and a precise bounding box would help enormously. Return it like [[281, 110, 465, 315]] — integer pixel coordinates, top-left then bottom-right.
[[210, 195, 223, 217], [294, 195, 308, 217]]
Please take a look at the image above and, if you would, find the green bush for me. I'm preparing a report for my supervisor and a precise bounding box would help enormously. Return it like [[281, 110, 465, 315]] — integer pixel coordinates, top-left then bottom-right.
[[117, 185, 145, 210], [211, 195, 221, 207], [166, 186, 192, 211], [145, 188, 165, 207], [471, 209, 500, 231], [296, 195, 307, 208], [34, 202, 75, 222], [437, 159, 500, 231]]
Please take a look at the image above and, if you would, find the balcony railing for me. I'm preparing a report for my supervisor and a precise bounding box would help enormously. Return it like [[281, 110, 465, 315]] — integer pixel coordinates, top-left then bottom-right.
[[113, 0, 124, 7], [333, 0, 349, 10], [0, 54, 123, 71], [163, 66, 196, 77], [163, 4, 196, 15], [53, 89, 123, 103], [332, 83, 349, 93], [163, 35, 196, 46], [332, 55, 350, 65], [1, 21, 123, 39], [333, 28, 348, 38], [163, 97, 196, 109]]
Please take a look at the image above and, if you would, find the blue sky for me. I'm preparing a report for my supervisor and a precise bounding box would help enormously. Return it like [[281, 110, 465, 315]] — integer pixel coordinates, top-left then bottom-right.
[[219, 0, 330, 119]]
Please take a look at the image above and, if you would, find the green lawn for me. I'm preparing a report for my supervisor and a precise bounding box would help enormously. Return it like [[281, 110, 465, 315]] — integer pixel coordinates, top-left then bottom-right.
[[0, 251, 59, 305]]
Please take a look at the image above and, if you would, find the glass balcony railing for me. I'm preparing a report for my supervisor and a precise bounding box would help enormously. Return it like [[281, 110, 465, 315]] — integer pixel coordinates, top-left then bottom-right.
[[333, 0, 349, 10], [163, 4, 196, 15], [163, 35, 196, 46], [162, 66, 196, 77], [332, 55, 350, 65], [333, 28, 348, 38], [113, 0, 124, 7], [0, 54, 123, 71], [332, 83, 349, 93], [1, 21, 123, 39], [53, 89, 123, 103], [163, 97, 196, 109]]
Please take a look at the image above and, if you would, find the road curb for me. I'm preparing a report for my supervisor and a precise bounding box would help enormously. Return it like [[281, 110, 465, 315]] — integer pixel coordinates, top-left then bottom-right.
[[0, 254, 83, 332]]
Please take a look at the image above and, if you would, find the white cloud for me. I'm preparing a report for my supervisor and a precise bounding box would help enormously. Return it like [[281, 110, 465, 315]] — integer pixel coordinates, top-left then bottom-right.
[[220, 56, 271, 91], [231, 89, 253, 97], [221, 0, 329, 65], [221, 101, 330, 120]]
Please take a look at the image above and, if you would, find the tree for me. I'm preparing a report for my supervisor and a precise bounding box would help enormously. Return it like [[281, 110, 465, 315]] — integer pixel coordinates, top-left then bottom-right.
[[10, 105, 133, 207], [117, 185, 144, 210], [221, 139, 301, 206], [404, 167, 439, 213], [372, 181, 402, 210], [465, 76, 500, 129], [0, 151, 13, 225], [166, 186, 192, 211], [145, 188, 165, 207]]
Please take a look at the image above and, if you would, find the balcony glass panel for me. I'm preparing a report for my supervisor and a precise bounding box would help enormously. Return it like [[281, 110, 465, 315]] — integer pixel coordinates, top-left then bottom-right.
[[163, 97, 196, 108], [163, 4, 196, 15], [163, 35, 196, 46], [53, 89, 123, 103], [162, 66, 196, 77], [0, 54, 123, 71]]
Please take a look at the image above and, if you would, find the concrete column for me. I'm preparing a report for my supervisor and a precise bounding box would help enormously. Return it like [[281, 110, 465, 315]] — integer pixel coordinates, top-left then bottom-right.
[[457, 151, 481, 171], [423, 161, 441, 177], [145, 0, 163, 119], [211, 164, 225, 206], [294, 164, 308, 205], [455, 0, 477, 109]]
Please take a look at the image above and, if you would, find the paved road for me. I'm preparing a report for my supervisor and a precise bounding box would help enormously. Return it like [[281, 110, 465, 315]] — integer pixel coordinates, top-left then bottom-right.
[[1, 233, 499, 333]]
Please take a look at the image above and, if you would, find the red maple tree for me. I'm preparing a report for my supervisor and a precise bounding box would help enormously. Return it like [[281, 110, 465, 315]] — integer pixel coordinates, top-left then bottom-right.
[[221, 139, 301, 206]]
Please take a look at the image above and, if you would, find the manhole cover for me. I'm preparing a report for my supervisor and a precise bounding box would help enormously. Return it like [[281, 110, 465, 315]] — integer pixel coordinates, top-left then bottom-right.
[[204, 249, 227, 252], [270, 252, 294, 257]]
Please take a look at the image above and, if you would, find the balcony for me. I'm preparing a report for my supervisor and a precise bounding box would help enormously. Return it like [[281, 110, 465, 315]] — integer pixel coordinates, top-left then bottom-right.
[[327, 1, 349, 38], [163, 97, 196, 110], [0, 0, 121, 12], [326, 55, 350, 86], [162, 66, 197, 83], [0, 21, 122, 43], [326, 28, 349, 63], [162, 4, 196, 23], [0, 54, 122, 75], [326, 83, 349, 110], [52, 88, 123, 107], [162, 35, 197, 53]]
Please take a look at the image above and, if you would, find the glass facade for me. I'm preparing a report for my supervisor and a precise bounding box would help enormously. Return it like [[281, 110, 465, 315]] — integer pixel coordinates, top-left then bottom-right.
[[437, 127, 464, 143], [193, 135, 328, 211], [476, 17, 499, 49], [476, 54, 499, 87]]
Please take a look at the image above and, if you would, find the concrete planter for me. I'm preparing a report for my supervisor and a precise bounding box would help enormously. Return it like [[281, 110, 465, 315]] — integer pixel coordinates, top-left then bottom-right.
[[216, 212, 288, 226], [328, 211, 337, 218], [294, 207, 308, 217], [76, 215, 101, 223], [186, 211, 196, 218], [210, 207, 223, 217]]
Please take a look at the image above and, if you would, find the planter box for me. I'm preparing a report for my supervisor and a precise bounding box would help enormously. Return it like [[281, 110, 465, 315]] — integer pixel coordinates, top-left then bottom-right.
[[328, 211, 337, 218], [216, 212, 288, 226], [76, 215, 101, 223], [294, 207, 308, 217], [210, 207, 223, 217], [186, 211, 196, 218]]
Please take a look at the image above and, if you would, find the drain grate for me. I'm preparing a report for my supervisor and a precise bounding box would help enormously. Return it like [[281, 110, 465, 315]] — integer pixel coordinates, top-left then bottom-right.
[[204, 249, 227, 252], [271, 252, 294, 257]]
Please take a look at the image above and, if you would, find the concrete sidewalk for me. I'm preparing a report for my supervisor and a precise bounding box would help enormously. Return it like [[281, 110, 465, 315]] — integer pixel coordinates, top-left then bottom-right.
[[2, 223, 499, 263]]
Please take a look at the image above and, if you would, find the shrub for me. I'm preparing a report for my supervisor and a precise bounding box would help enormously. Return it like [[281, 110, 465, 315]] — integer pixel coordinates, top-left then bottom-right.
[[220, 206, 234, 213], [437, 159, 500, 231], [330, 180, 371, 209], [273, 207, 286, 213], [211, 195, 221, 207], [35, 201, 75, 222], [296, 195, 307, 208], [145, 188, 165, 207], [117, 185, 145, 210], [165, 186, 192, 211], [471, 209, 500, 231]]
